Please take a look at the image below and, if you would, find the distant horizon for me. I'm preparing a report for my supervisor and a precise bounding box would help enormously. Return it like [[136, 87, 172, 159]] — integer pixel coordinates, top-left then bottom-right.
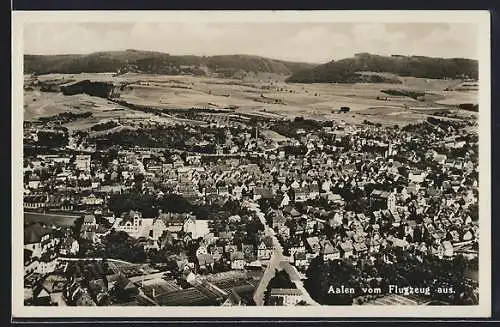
[[23, 22, 479, 63], [23, 49, 479, 65]]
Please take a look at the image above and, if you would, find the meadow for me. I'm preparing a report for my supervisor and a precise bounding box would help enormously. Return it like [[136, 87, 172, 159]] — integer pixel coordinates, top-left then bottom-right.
[[23, 73, 478, 128], [24, 211, 80, 227]]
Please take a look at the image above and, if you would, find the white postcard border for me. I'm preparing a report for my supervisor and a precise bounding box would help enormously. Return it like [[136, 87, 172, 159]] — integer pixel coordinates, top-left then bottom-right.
[[11, 10, 492, 318]]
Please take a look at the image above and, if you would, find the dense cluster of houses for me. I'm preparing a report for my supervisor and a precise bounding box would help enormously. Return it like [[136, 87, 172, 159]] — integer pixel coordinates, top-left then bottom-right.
[[23, 111, 479, 306]]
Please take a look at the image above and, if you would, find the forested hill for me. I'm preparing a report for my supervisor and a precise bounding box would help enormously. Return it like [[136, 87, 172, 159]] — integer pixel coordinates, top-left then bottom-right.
[[286, 53, 478, 83], [24, 50, 317, 77]]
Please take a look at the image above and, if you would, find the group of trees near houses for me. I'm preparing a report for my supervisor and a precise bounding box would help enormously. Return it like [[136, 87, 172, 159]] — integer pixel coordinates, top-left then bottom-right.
[[90, 230, 148, 263], [90, 125, 225, 153], [269, 116, 326, 138], [282, 145, 308, 156], [70, 215, 113, 258], [457, 103, 479, 112], [64, 259, 112, 282], [36, 130, 69, 148], [403, 117, 473, 135], [108, 192, 194, 218], [400, 119, 478, 163], [362, 120, 382, 128], [304, 251, 479, 306]]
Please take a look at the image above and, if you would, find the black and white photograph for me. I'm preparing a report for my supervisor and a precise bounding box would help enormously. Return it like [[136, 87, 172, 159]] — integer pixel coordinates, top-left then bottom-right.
[[11, 10, 491, 318]]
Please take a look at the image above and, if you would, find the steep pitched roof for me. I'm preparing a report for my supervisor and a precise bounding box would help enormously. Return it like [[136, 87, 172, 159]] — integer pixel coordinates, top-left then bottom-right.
[[24, 194, 47, 204], [83, 214, 96, 224], [340, 241, 353, 252], [197, 253, 215, 266], [306, 236, 320, 249], [230, 251, 245, 261], [262, 236, 274, 248], [294, 251, 307, 260]]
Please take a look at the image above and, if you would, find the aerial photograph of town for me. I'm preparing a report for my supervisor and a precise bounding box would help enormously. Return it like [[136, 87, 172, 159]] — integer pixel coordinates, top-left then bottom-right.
[[20, 19, 481, 308]]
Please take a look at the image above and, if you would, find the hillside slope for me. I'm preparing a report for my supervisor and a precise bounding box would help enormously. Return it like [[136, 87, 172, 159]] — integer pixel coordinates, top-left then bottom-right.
[[24, 50, 317, 77], [286, 53, 478, 83]]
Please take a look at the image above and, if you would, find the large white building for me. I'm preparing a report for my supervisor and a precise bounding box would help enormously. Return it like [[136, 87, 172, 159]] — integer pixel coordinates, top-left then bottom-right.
[[269, 288, 303, 306], [75, 154, 91, 173], [115, 211, 198, 240]]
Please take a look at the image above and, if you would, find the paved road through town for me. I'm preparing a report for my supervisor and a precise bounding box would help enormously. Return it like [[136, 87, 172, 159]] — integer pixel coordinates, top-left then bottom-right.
[[250, 202, 319, 306]]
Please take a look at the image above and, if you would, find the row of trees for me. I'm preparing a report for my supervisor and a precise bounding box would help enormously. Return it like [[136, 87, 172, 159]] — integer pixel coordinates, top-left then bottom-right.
[[381, 89, 425, 100], [91, 120, 120, 132], [38, 111, 93, 123]]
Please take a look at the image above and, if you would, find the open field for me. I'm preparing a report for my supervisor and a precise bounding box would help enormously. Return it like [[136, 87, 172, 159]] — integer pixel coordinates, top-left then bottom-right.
[[23, 91, 152, 120], [435, 91, 478, 105], [24, 211, 80, 227], [23, 73, 478, 127]]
